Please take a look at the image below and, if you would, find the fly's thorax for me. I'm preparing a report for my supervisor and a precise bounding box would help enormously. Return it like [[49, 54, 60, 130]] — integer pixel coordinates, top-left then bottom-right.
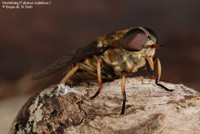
[[127, 47, 156, 73], [102, 48, 147, 75], [103, 48, 124, 66]]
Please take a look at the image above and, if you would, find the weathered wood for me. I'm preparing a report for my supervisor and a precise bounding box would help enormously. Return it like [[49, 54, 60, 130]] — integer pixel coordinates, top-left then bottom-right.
[[10, 77, 200, 134]]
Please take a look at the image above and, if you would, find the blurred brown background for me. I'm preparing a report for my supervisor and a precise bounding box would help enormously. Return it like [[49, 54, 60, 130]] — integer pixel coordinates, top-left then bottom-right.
[[0, 0, 200, 133]]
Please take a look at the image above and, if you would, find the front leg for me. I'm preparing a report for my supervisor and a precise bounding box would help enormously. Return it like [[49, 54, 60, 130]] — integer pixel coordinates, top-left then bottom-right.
[[145, 56, 173, 91]]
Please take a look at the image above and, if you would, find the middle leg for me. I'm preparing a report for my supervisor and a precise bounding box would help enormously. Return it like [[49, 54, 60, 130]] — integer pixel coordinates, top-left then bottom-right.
[[120, 73, 127, 114], [90, 58, 103, 99]]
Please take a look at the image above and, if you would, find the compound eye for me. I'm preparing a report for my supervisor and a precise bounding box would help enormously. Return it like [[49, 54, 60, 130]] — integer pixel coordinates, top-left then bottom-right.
[[122, 29, 148, 51]]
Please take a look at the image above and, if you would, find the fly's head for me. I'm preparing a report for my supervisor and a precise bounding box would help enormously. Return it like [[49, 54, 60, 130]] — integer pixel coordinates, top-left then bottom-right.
[[121, 27, 159, 58]]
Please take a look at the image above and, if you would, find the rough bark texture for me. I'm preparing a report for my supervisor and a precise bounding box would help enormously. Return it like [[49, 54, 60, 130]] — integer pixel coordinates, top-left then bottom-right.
[[10, 77, 200, 134]]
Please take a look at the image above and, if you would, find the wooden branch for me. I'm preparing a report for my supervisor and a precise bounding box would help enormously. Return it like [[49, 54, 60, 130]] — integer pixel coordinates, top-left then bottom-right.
[[10, 77, 200, 134]]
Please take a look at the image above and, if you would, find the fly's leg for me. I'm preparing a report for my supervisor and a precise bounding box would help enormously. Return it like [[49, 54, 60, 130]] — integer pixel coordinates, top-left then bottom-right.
[[90, 58, 103, 99], [61, 64, 80, 84], [154, 57, 173, 91], [120, 73, 127, 114], [51, 64, 80, 95], [146, 56, 173, 91], [145, 56, 154, 77]]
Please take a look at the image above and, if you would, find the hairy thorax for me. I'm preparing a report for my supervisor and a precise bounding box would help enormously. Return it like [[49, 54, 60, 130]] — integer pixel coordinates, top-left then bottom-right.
[[102, 47, 156, 75]]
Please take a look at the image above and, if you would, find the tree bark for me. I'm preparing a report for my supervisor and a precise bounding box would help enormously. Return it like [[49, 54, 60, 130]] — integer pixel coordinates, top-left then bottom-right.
[[10, 77, 200, 134]]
